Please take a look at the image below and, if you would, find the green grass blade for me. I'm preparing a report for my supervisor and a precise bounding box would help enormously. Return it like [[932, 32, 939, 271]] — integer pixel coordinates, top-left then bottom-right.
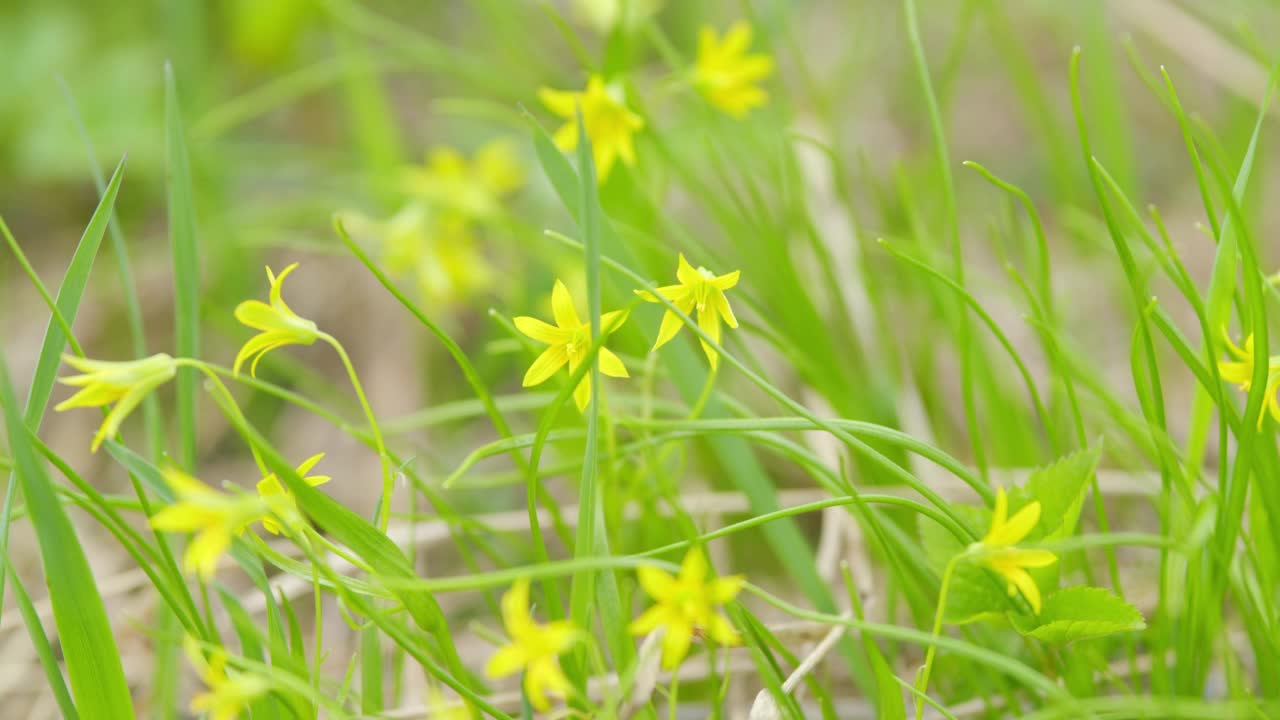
[[0, 353, 136, 718], [166, 64, 201, 470], [8, 567, 79, 719]]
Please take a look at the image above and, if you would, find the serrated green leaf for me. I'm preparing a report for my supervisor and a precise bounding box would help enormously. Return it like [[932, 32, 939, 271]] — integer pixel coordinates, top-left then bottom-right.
[[1013, 444, 1102, 541], [1010, 586, 1145, 644]]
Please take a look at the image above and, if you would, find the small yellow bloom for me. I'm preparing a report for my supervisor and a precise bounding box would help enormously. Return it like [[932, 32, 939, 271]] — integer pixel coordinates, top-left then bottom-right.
[[256, 453, 330, 535], [151, 467, 266, 580], [1218, 327, 1280, 429], [401, 139, 524, 220], [233, 263, 319, 377], [635, 253, 740, 369], [514, 279, 630, 412], [539, 75, 645, 183], [629, 549, 744, 670], [971, 488, 1057, 614], [693, 22, 774, 117], [485, 579, 579, 712], [184, 636, 269, 720], [55, 353, 177, 452]]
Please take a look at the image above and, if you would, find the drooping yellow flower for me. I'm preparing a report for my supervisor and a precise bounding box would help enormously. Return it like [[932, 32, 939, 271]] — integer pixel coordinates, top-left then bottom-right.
[[693, 22, 774, 117], [150, 467, 266, 580], [514, 279, 630, 412], [635, 253, 740, 369], [256, 453, 330, 535], [970, 488, 1057, 614], [184, 636, 269, 720], [485, 579, 579, 712], [629, 549, 744, 670], [1218, 327, 1280, 429], [233, 263, 319, 377], [55, 353, 177, 451], [539, 75, 645, 183], [402, 140, 523, 220]]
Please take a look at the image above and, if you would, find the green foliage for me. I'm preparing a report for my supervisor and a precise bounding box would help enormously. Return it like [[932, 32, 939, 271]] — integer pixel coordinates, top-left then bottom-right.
[[1010, 587, 1145, 645]]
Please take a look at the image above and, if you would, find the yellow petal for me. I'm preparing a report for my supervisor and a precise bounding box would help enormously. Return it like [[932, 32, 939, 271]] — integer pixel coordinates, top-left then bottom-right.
[[538, 87, 580, 118], [711, 270, 740, 290], [1006, 548, 1058, 568], [573, 373, 592, 412], [186, 528, 232, 580], [514, 316, 570, 345], [628, 604, 670, 636], [711, 289, 738, 329], [523, 345, 569, 388], [233, 300, 281, 332], [652, 310, 686, 352], [635, 284, 688, 303], [597, 347, 629, 379], [984, 488, 1010, 544], [541, 620, 580, 654], [703, 613, 740, 646], [989, 500, 1041, 547], [637, 565, 676, 599], [599, 309, 629, 334], [551, 279, 580, 329], [708, 574, 745, 604], [697, 307, 722, 370], [660, 619, 694, 670], [150, 503, 221, 533], [484, 644, 526, 679], [501, 579, 533, 636], [676, 253, 699, 285], [551, 122, 578, 152], [680, 549, 709, 584], [1007, 568, 1043, 614]]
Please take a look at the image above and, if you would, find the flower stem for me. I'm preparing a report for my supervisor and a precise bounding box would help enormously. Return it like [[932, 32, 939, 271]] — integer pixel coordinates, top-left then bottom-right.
[[320, 333, 394, 532], [915, 554, 960, 720]]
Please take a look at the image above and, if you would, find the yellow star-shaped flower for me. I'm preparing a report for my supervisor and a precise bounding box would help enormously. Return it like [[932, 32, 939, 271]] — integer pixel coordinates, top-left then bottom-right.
[[629, 549, 744, 669], [150, 467, 266, 580], [514, 279, 629, 412], [694, 22, 774, 117], [636, 253, 740, 369], [255, 453, 330, 535], [971, 488, 1057, 614], [539, 75, 645, 183], [55, 353, 177, 451], [184, 636, 268, 720], [1218, 327, 1280, 429], [401, 139, 523, 220], [485, 579, 579, 712], [233, 263, 319, 377]]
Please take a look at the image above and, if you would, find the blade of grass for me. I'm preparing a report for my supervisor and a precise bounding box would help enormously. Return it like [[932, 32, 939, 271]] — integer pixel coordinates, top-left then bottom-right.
[[166, 64, 201, 471], [0, 351, 136, 717]]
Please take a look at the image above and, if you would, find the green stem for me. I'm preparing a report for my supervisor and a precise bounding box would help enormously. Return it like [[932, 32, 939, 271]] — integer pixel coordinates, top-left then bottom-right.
[[915, 553, 961, 719], [320, 332, 393, 532]]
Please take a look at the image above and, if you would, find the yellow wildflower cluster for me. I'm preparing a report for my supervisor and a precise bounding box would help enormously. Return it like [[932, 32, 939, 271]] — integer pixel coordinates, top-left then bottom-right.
[[184, 636, 269, 720], [515, 253, 741, 413], [539, 19, 772, 184], [485, 549, 743, 711], [346, 139, 523, 306]]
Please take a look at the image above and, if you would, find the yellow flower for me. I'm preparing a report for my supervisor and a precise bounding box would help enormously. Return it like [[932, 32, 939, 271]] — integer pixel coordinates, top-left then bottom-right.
[[485, 579, 579, 712], [184, 636, 268, 720], [514, 279, 630, 412], [635, 253, 740, 369], [629, 549, 744, 670], [233, 263, 319, 377], [539, 75, 645, 183], [150, 467, 266, 580], [970, 488, 1057, 614], [55, 353, 177, 452], [1218, 327, 1280, 429], [256, 453, 330, 535], [693, 22, 774, 117], [402, 140, 523, 220]]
